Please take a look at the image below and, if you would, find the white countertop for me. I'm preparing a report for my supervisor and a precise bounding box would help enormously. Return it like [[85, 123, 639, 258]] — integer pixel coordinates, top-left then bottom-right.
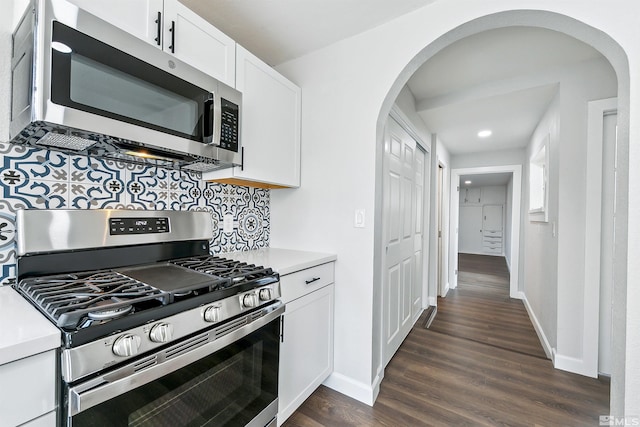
[[0, 286, 60, 366], [224, 248, 336, 276]]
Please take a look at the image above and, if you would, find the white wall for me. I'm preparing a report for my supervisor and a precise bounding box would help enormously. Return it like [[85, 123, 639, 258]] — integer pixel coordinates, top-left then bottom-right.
[[524, 93, 560, 353], [452, 149, 525, 169], [555, 59, 617, 363], [276, 0, 639, 415]]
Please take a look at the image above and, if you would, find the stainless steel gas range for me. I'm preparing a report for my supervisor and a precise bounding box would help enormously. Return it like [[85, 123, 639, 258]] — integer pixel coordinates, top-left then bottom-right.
[[13, 209, 282, 427]]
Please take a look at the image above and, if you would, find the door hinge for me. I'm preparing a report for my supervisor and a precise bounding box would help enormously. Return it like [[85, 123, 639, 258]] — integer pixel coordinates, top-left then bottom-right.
[[457, 186, 460, 192], [455, 269, 458, 275]]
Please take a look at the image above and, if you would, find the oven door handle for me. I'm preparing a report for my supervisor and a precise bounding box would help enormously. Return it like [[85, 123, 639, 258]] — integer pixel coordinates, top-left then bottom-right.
[[67, 302, 284, 417]]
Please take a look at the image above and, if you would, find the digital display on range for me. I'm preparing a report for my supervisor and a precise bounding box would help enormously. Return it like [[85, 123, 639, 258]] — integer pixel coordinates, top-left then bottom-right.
[[109, 217, 170, 235]]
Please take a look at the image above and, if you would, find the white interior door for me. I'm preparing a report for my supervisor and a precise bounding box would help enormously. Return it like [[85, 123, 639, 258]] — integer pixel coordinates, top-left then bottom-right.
[[383, 117, 424, 366], [459, 206, 483, 254]]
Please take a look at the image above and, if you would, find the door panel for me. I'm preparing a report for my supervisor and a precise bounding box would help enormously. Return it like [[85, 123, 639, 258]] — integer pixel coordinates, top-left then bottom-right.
[[383, 117, 426, 366], [483, 205, 503, 231]]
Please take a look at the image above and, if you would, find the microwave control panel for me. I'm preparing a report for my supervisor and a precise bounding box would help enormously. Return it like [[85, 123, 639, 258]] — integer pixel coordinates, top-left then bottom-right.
[[219, 98, 239, 152]]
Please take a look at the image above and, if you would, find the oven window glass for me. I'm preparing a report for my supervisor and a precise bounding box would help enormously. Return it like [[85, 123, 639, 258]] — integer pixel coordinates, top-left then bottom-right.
[[70, 317, 279, 427], [50, 21, 211, 142]]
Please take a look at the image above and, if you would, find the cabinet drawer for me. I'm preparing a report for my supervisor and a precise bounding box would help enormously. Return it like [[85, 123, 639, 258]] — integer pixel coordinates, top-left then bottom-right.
[[483, 236, 502, 244], [279, 262, 335, 304], [483, 230, 503, 237], [483, 246, 502, 254], [0, 351, 56, 427]]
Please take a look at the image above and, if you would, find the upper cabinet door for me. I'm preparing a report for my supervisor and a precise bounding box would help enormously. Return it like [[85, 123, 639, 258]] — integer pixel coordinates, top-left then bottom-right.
[[162, 0, 236, 86], [233, 45, 301, 187], [67, 0, 164, 47]]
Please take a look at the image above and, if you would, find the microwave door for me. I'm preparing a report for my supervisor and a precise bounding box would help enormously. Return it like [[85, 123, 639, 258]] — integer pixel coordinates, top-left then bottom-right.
[[49, 21, 213, 144]]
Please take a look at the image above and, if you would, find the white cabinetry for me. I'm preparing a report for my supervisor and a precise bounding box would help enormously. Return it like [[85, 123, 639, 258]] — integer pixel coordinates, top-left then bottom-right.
[[162, 0, 235, 86], [278, 262, 334, 425], [482, 205, 503, 255], [0, 351, 57, 426], [461, 187, 481, 205], [66, 0, 236, 86], [203, 45, 301, 189]]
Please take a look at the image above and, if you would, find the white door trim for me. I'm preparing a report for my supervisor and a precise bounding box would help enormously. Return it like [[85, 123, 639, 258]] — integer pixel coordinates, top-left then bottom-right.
[[568, 96, 617, 377], [449, 165, 522, 299]]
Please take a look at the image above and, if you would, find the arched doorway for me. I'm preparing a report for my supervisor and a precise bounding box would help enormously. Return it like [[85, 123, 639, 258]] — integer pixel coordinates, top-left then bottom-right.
[[374, 9, 629, 413]]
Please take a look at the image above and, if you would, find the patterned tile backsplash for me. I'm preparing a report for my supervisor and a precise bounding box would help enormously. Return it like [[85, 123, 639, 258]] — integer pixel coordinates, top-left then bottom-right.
[[0, 142, 270, 285]]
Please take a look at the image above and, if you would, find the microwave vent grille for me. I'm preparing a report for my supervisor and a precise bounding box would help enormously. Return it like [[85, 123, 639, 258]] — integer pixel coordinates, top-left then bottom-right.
[[37, 132, 97, 151], [182, 162, 223, 173]]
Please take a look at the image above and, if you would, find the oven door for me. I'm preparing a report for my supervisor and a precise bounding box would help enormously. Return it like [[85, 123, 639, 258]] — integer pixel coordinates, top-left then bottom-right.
[[65, 303, 283, 427]]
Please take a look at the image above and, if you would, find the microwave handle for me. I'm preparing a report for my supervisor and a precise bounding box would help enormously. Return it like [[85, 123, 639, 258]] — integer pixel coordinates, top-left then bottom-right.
[[203, 95, 214, 143]]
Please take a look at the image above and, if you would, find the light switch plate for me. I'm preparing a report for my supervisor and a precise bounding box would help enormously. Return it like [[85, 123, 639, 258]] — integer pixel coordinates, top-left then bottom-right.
[[223, 215, 234, 233], [354, 209, 365, 228]]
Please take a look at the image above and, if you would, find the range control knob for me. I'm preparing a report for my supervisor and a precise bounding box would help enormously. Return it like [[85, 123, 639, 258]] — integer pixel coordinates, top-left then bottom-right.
[[149, 323, 174, 343], [112, 334, 141, 357], [241, 292, 259, 308], [258, 288, 272, 301], [204, 305, 222, 323]]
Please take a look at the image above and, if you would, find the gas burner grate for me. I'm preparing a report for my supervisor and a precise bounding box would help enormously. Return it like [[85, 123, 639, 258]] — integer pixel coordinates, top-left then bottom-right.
[[171, 256, 275, 285], [16, 271, 170, 329]]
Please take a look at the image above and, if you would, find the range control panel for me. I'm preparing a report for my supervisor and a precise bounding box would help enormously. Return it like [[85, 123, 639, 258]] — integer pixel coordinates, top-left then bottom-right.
[[109, 217, 170, 235]]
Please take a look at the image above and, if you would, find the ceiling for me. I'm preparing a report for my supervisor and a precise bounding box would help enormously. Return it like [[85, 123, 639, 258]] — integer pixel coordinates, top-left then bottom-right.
[[179, 0, 436, 66], [460, 173, 512, 188], [177, 3, 606, 158], [407, 26, 604, 155]]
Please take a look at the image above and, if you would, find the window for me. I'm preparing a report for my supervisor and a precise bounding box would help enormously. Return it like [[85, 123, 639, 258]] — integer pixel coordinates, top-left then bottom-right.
[[529, 134, 549, 222]]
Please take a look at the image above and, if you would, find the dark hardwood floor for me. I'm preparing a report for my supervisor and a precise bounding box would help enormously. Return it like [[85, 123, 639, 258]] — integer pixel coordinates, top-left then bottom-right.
[[283, 253, 610, 426]]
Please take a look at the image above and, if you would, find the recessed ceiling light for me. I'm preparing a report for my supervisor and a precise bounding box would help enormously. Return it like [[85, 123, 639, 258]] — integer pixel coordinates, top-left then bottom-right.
[[464, 180, 472, 185], [478, 130, 492, 138]]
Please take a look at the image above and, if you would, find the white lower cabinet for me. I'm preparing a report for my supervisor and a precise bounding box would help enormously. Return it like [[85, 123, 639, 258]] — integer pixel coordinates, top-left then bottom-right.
[[278, 263, 335, 425], [0, 350, 56, 427]]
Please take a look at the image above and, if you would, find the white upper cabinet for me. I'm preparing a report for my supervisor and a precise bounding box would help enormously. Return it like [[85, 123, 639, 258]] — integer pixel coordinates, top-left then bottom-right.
[[66, 0, 236, 86], [162, 0, 235, 86], [66, 0, 163, 46], [203, 45, 301, 188]]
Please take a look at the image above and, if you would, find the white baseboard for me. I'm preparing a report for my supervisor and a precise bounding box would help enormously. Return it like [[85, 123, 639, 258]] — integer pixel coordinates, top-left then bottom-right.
[[323, 371, 381, 406], [441, 282, 450, 297], [554, 354, 597, 378], [428, 296, 437, 306], [521, 293, 553, 360]]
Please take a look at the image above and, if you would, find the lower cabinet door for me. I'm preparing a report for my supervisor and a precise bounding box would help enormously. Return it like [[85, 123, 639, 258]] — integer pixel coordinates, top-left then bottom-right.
[[278, 284, 334, 425]]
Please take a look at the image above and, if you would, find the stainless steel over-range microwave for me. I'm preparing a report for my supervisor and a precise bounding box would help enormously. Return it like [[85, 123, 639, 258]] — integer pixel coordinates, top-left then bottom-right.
[[10, 0, 242, 172]]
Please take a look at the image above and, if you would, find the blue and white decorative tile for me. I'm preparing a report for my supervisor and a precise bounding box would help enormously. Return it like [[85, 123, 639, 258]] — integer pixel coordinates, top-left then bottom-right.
[[68, 182, 124, 209], [0, 143, 68, 182], [3, 180, 68, 209], [126, 166, 169, 210], [236, 206, 268, 250], [168, 169, 201, 194], [0, 199, 32, 285], [69, 156, 124, 186], [172, 187, 201, 211]]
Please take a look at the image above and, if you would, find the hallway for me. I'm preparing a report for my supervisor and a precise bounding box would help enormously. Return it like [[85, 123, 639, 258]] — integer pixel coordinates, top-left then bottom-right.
[[283, 254, 610, 426]]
